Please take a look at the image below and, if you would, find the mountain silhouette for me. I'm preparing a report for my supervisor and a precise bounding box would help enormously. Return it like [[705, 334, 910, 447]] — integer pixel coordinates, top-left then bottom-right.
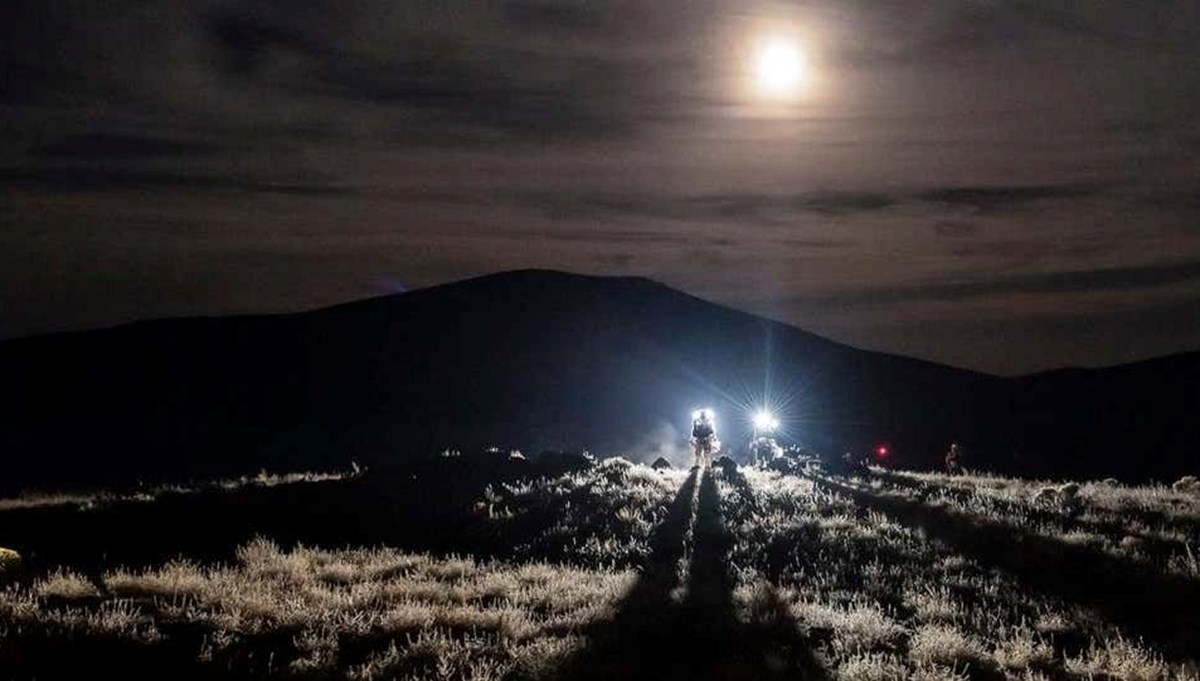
[[1, 270, 1196, 491]]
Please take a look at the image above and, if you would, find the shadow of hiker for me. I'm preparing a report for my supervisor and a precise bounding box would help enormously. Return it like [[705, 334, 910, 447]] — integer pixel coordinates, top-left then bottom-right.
[[716, 465, 762, 520], [543, 468, 827, 681], [812, 474, 1200, 664]]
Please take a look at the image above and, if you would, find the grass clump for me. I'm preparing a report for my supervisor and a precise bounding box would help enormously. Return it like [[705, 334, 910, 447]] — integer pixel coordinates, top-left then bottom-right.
[[34, 570, 100, 600], [0, 539, 633, 678]]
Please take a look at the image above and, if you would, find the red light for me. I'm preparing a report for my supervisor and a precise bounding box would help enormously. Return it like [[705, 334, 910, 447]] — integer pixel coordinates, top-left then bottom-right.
[[876, 446, 889, 458]]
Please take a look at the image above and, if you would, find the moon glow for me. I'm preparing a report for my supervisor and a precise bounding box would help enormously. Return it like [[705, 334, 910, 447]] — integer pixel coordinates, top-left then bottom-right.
[[755, 37, 808, 98]]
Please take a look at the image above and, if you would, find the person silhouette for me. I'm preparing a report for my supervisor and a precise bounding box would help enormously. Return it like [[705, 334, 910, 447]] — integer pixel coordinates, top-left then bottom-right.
[[945, 442, 963, 475], [691, 410, 718, 468]]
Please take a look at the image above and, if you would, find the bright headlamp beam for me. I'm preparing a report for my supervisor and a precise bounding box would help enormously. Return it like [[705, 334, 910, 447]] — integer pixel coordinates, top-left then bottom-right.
[[752, 410, 779, 432]]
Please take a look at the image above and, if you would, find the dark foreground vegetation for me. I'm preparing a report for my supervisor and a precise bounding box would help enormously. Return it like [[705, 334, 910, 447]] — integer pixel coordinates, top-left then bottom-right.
[[2, 457, 1199, 680]]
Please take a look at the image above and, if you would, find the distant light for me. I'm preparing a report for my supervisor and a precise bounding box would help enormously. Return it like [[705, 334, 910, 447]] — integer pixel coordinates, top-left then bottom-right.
[[752, 410, 779, 432], [876, 445, 889, 458]]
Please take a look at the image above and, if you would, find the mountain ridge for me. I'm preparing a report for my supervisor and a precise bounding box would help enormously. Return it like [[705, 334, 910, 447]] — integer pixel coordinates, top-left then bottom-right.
[[1, 269, 1196, 489]]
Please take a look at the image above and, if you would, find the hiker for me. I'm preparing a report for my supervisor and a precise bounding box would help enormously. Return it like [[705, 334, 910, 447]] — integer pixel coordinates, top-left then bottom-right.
[[945, 442, 963, 475], [691, 409, 719, 468], [844, 449, 869, 476], [750, 436, 782, 469]]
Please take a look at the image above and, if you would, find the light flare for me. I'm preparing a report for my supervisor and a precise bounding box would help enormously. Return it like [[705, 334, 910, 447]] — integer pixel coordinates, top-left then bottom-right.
[[752, 410, 780, 432]]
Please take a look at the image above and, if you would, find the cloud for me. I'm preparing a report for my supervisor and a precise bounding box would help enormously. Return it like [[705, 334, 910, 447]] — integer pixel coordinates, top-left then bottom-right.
[[594, 252, 638, 269], [505, 227, 687, 246], [37, 133, 210, 160], [917, 185, 1097, 214], [0, 0, 664, 149], [501, 1, 604, 36], [932, 221, 977, 238], [945, 239, 1114, 262], [0, 167, 351, 196], [684, 192, 898, 219], [783, 238, 858, 250], [514, 185, 1109, 226], [518, 190, 898, 225], [798, 192, 897, 214], [804, 259, 1200, 306], [1137, 191, 1200, 215], [828, 1, 1200, 68], [197, 4, 652, 142], [204, 10, 315, 77]]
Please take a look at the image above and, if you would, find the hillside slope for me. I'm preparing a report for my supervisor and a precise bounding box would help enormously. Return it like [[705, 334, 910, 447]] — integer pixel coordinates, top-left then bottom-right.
[[0, 269, 1196, 488], [989, 351, 1200, 481]]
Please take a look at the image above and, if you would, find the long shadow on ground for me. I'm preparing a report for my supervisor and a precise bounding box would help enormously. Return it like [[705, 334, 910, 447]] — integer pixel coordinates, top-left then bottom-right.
[[545, 468, 826, 681], [813, 473, 1200, 663]]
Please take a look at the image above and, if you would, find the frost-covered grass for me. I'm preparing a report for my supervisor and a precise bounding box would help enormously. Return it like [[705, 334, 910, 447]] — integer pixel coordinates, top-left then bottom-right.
[[484, 457, 686, 567], [875, 468, 1200, 579], [3, 459, 1200, 680], [716, 467, 1200, 680], [1, 538, 633, 679], [0, 460, 680, 679]]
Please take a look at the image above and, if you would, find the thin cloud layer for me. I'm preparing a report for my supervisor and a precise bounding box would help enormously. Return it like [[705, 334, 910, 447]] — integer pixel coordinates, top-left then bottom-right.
[[2, 0, 1200, 373]]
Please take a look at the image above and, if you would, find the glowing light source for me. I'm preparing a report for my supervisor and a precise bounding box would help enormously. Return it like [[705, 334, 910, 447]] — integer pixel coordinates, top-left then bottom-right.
[[752, 410, 779, 432], [755, 37, 808, 98], [692, 408, 715, 421], [876, 445, 889, 458]]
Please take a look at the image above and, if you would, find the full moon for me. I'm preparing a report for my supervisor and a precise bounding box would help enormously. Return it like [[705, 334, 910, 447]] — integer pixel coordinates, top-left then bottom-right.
[[755, 38, 808, 98]]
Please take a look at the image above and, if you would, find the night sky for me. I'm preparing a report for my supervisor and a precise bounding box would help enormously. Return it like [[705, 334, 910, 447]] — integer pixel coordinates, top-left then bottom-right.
[[3, 1, 1200, 375]]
